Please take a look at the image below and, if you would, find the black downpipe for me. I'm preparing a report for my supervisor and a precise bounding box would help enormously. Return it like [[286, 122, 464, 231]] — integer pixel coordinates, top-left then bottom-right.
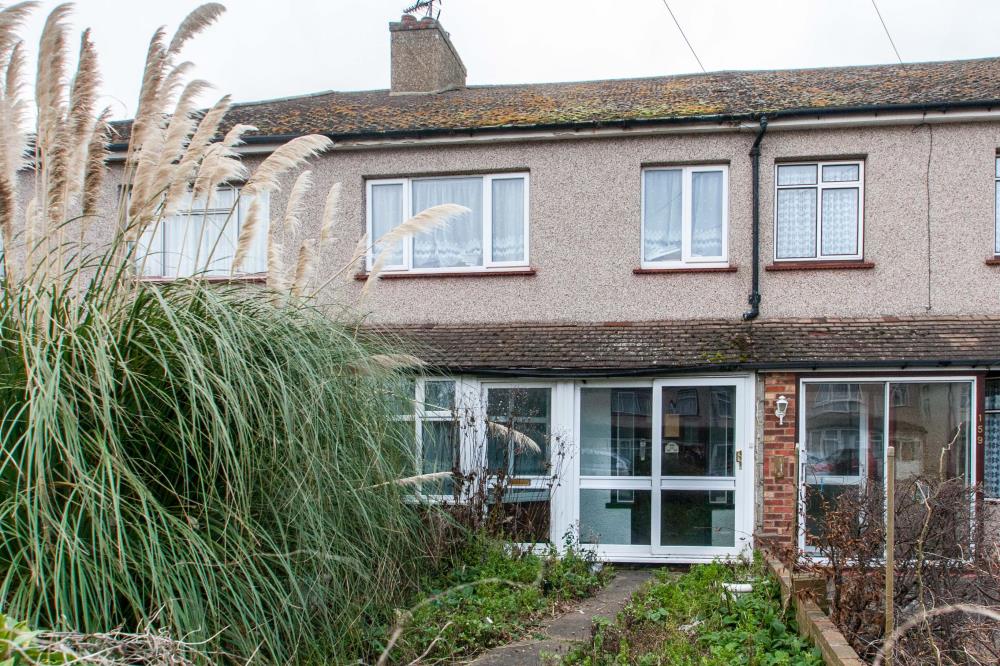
[[742, 116, 768, 321]]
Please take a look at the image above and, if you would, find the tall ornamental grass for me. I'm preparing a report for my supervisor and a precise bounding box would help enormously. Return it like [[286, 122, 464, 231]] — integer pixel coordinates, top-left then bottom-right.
[[0, 2, 465, 662]]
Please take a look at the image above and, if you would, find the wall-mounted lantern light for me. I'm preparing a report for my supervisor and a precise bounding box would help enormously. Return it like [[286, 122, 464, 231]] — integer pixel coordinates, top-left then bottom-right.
[[775, 395, 789, 425]]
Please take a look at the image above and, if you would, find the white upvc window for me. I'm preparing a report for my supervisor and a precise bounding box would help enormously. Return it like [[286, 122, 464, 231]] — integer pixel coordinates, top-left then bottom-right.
[[774, 160, 864, 261], [136, 186, 269, 278], [641, 165, 729, 268], [994, 157, 1000, 256], [365, 173, 529, 273]]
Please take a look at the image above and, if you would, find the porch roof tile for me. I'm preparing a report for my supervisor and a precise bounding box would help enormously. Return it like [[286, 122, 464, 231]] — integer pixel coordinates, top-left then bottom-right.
[[372, 316, 1000, 375]]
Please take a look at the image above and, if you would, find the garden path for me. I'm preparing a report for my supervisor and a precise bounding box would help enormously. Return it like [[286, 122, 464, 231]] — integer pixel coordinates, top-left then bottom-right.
[[468, 567, 656, 666]]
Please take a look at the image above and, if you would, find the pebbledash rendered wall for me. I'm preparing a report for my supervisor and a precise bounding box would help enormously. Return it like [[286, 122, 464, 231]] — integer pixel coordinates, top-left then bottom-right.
[[88, 119, 1000, 325]]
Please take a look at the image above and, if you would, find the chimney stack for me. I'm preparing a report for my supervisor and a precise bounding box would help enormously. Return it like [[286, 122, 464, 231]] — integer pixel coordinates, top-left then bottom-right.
[[389, 14, 466, 95]]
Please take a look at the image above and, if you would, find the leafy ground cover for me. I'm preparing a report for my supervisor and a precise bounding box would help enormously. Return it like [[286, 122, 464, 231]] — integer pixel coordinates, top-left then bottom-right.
[[374, 535, 613, 664], [561, 558, 823, 666]]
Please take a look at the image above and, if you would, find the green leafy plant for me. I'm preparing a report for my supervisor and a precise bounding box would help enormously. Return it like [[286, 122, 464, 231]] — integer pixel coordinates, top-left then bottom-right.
[[377, 534, 612, 664], [562, 557, 822, 665]]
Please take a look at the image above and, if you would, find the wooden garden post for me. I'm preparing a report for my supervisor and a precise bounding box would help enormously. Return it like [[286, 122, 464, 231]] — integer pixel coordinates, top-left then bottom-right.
[[885, 445, 896, 666]]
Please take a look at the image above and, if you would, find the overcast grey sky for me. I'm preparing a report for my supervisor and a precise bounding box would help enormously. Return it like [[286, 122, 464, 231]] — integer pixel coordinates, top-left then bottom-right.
[[17, 0, 1000, 119]]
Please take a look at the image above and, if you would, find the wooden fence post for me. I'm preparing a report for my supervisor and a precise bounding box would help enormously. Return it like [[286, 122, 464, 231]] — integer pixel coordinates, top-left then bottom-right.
[[885, 445, 895, 666]]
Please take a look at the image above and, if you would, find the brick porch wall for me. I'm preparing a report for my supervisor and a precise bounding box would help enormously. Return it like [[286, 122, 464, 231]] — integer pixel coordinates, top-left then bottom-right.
[[760, 372, 799, 549]]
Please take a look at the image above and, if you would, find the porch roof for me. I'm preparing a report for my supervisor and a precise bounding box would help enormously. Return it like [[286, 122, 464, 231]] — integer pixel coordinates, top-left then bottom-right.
[[373, 316, 1000, 376]]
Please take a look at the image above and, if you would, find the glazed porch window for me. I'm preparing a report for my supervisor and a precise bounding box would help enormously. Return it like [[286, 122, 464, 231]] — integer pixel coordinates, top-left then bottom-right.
[[365, 173, 529, 273], [801, 379, 973, 545], [774, 161, 864, 261], [136, 186, 269, 278], [641, 165, 729, 268]]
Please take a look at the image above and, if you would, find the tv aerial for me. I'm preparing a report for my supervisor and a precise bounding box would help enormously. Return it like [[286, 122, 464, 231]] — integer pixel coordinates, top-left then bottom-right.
[[403, 0, 441, 19]]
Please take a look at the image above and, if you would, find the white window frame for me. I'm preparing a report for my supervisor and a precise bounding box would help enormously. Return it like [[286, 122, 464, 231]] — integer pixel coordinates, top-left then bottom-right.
[[640, 164, 730, 269], [136, 185, 268, 279], [480, 381, 556, 484], [364, 173, 530, 274], [774, 160, 865, 262], [994, 157, 1000, 256]]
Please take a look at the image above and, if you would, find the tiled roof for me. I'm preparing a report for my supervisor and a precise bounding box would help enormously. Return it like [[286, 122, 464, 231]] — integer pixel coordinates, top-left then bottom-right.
[[111, 57, 1000, 144], [374, 316, 1000, 375]]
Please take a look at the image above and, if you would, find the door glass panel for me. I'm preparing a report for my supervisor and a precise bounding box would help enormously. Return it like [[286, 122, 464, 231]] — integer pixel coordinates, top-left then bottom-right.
[[889, 382, 971, 484], [580, 388, 652, 476], [660, 490, 735, 547], [661, 386, 735, 477], [486, 387, 551, 476], [579, 489, 651, 545], [802, 383, 885, 542]]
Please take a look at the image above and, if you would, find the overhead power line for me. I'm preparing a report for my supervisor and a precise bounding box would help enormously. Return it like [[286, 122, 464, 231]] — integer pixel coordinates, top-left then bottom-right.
[[659, 0, 706, 73], [870, 0, 903, 64]]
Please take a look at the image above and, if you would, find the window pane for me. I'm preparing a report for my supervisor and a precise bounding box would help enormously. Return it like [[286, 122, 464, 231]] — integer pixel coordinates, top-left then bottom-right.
[[421, 420, 458, 494], [803, 383, 885, 542], [660, 490, 734, 547], [412, 177, 483, 268], [986, 413, 1000, 499], [237, 190, 269, 274], [995, 180, 1000, 255], [579, 489, 651, 545], [370, 183, 404, 267], [661, 386, 734, 477], [691, 171, 724, 258], [162, 211, 237, 277], [491, 178, 525, 263], [821, 188, 859, 256], [580, 388, 652, 476], [995, 157, 999, 179], [486, 387, 551, 476], [390, 378, 415, 416], [822, 164, 860, 182], [776, 188, 817, 259], [889, 382, 971, 483], [643, 170, 682, 262], [987, 378, 1000, 410], [777, 164, 817, 186], [423, 380, 455, 412]]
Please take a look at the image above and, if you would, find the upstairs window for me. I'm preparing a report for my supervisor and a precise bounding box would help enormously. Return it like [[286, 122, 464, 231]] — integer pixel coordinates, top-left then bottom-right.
[[994, 157, 1000, 256], [137, 186, 268, 278], [774, 161, 864, 261], [641, 165, 729, 267], [366, 173, 529, 273]]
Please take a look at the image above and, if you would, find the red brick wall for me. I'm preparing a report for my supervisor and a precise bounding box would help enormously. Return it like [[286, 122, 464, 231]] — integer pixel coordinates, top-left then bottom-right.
[[760, 372, 799, 549]]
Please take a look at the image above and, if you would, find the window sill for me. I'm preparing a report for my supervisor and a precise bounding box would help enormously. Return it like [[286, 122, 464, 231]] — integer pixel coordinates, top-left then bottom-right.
[[765, 260, 874, 271], [355, 268, 537, 281], [633, 266, 737, 275], [985, 257, 1000, 266], [137, 274, 267, 284]]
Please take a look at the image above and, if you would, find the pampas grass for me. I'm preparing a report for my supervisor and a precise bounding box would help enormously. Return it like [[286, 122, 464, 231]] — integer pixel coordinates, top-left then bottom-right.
[[0, 4, 449, 664]]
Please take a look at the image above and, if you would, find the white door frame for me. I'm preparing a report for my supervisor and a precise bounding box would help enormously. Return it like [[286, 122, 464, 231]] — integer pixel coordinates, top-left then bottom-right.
[[571, 374, 755, 563]]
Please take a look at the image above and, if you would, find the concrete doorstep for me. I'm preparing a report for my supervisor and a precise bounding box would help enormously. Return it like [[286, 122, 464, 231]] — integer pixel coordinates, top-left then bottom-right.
[[469, 568, 654, 666]]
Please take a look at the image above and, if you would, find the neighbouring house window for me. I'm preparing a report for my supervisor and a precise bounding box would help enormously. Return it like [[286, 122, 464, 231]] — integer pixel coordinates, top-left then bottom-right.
[[486, 386, 551, 476], [994, 157, 1000, 256], [641, 165, 729, 267], [985, 379, 1000, 499], [136, 186, 268, 278], [365, 173, 529, 273], [774, 161, 863, 261], [801, 379, 972, 544]]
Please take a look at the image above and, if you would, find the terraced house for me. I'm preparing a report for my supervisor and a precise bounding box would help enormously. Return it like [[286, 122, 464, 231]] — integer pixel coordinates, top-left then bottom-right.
[[111, 14, 1000, 562]]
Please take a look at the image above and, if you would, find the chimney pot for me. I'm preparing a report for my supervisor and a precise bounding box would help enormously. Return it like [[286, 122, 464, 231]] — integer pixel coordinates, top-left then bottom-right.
[[389, 15, 466, 95]]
